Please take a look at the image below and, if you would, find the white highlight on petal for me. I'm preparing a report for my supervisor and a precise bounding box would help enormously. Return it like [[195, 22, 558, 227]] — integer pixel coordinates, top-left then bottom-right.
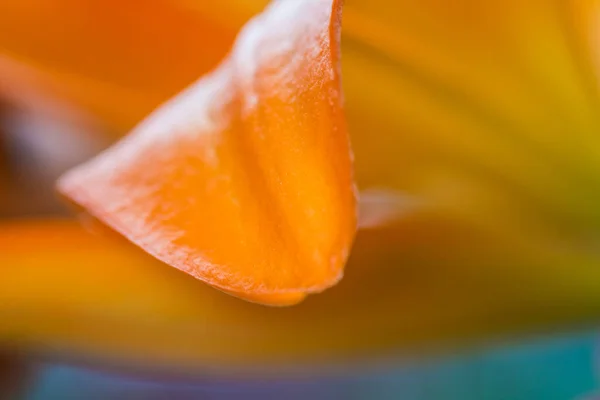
[[358, 188, 421, 229]]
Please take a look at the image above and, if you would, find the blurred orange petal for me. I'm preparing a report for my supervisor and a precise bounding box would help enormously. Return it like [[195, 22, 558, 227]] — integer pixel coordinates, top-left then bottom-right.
[[338, 0, 600, 267], [0, 0, 267, 132], [58, 0, 356, 305], [4, 218, 600, 373]]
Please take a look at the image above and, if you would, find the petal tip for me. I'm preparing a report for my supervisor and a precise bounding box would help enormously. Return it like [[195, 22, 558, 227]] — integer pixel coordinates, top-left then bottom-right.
[[57, 0, 355, 306]]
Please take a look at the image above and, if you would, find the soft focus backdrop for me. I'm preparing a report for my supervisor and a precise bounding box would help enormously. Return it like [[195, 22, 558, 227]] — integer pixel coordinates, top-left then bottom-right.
[[3, 0, 600, 399]]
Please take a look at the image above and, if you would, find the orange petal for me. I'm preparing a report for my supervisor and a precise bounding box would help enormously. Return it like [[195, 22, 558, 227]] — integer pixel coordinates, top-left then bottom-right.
[[0, 0, 267, 132], [58, 0, 356, 306]]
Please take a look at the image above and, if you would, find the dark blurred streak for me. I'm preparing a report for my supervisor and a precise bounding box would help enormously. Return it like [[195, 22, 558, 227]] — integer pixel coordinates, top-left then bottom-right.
[[0, 104, 109, 218], [0, 354, 33, 400]]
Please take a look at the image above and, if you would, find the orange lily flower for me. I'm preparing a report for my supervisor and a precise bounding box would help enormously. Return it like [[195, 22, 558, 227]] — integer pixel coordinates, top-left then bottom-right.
[[1, 0, 600, 376], [57, 0, 356, 306]]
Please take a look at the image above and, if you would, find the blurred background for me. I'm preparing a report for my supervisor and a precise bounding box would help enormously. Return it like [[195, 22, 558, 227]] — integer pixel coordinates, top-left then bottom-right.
[[3, 0, 600, 398], [15, 332, 600, 399]]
